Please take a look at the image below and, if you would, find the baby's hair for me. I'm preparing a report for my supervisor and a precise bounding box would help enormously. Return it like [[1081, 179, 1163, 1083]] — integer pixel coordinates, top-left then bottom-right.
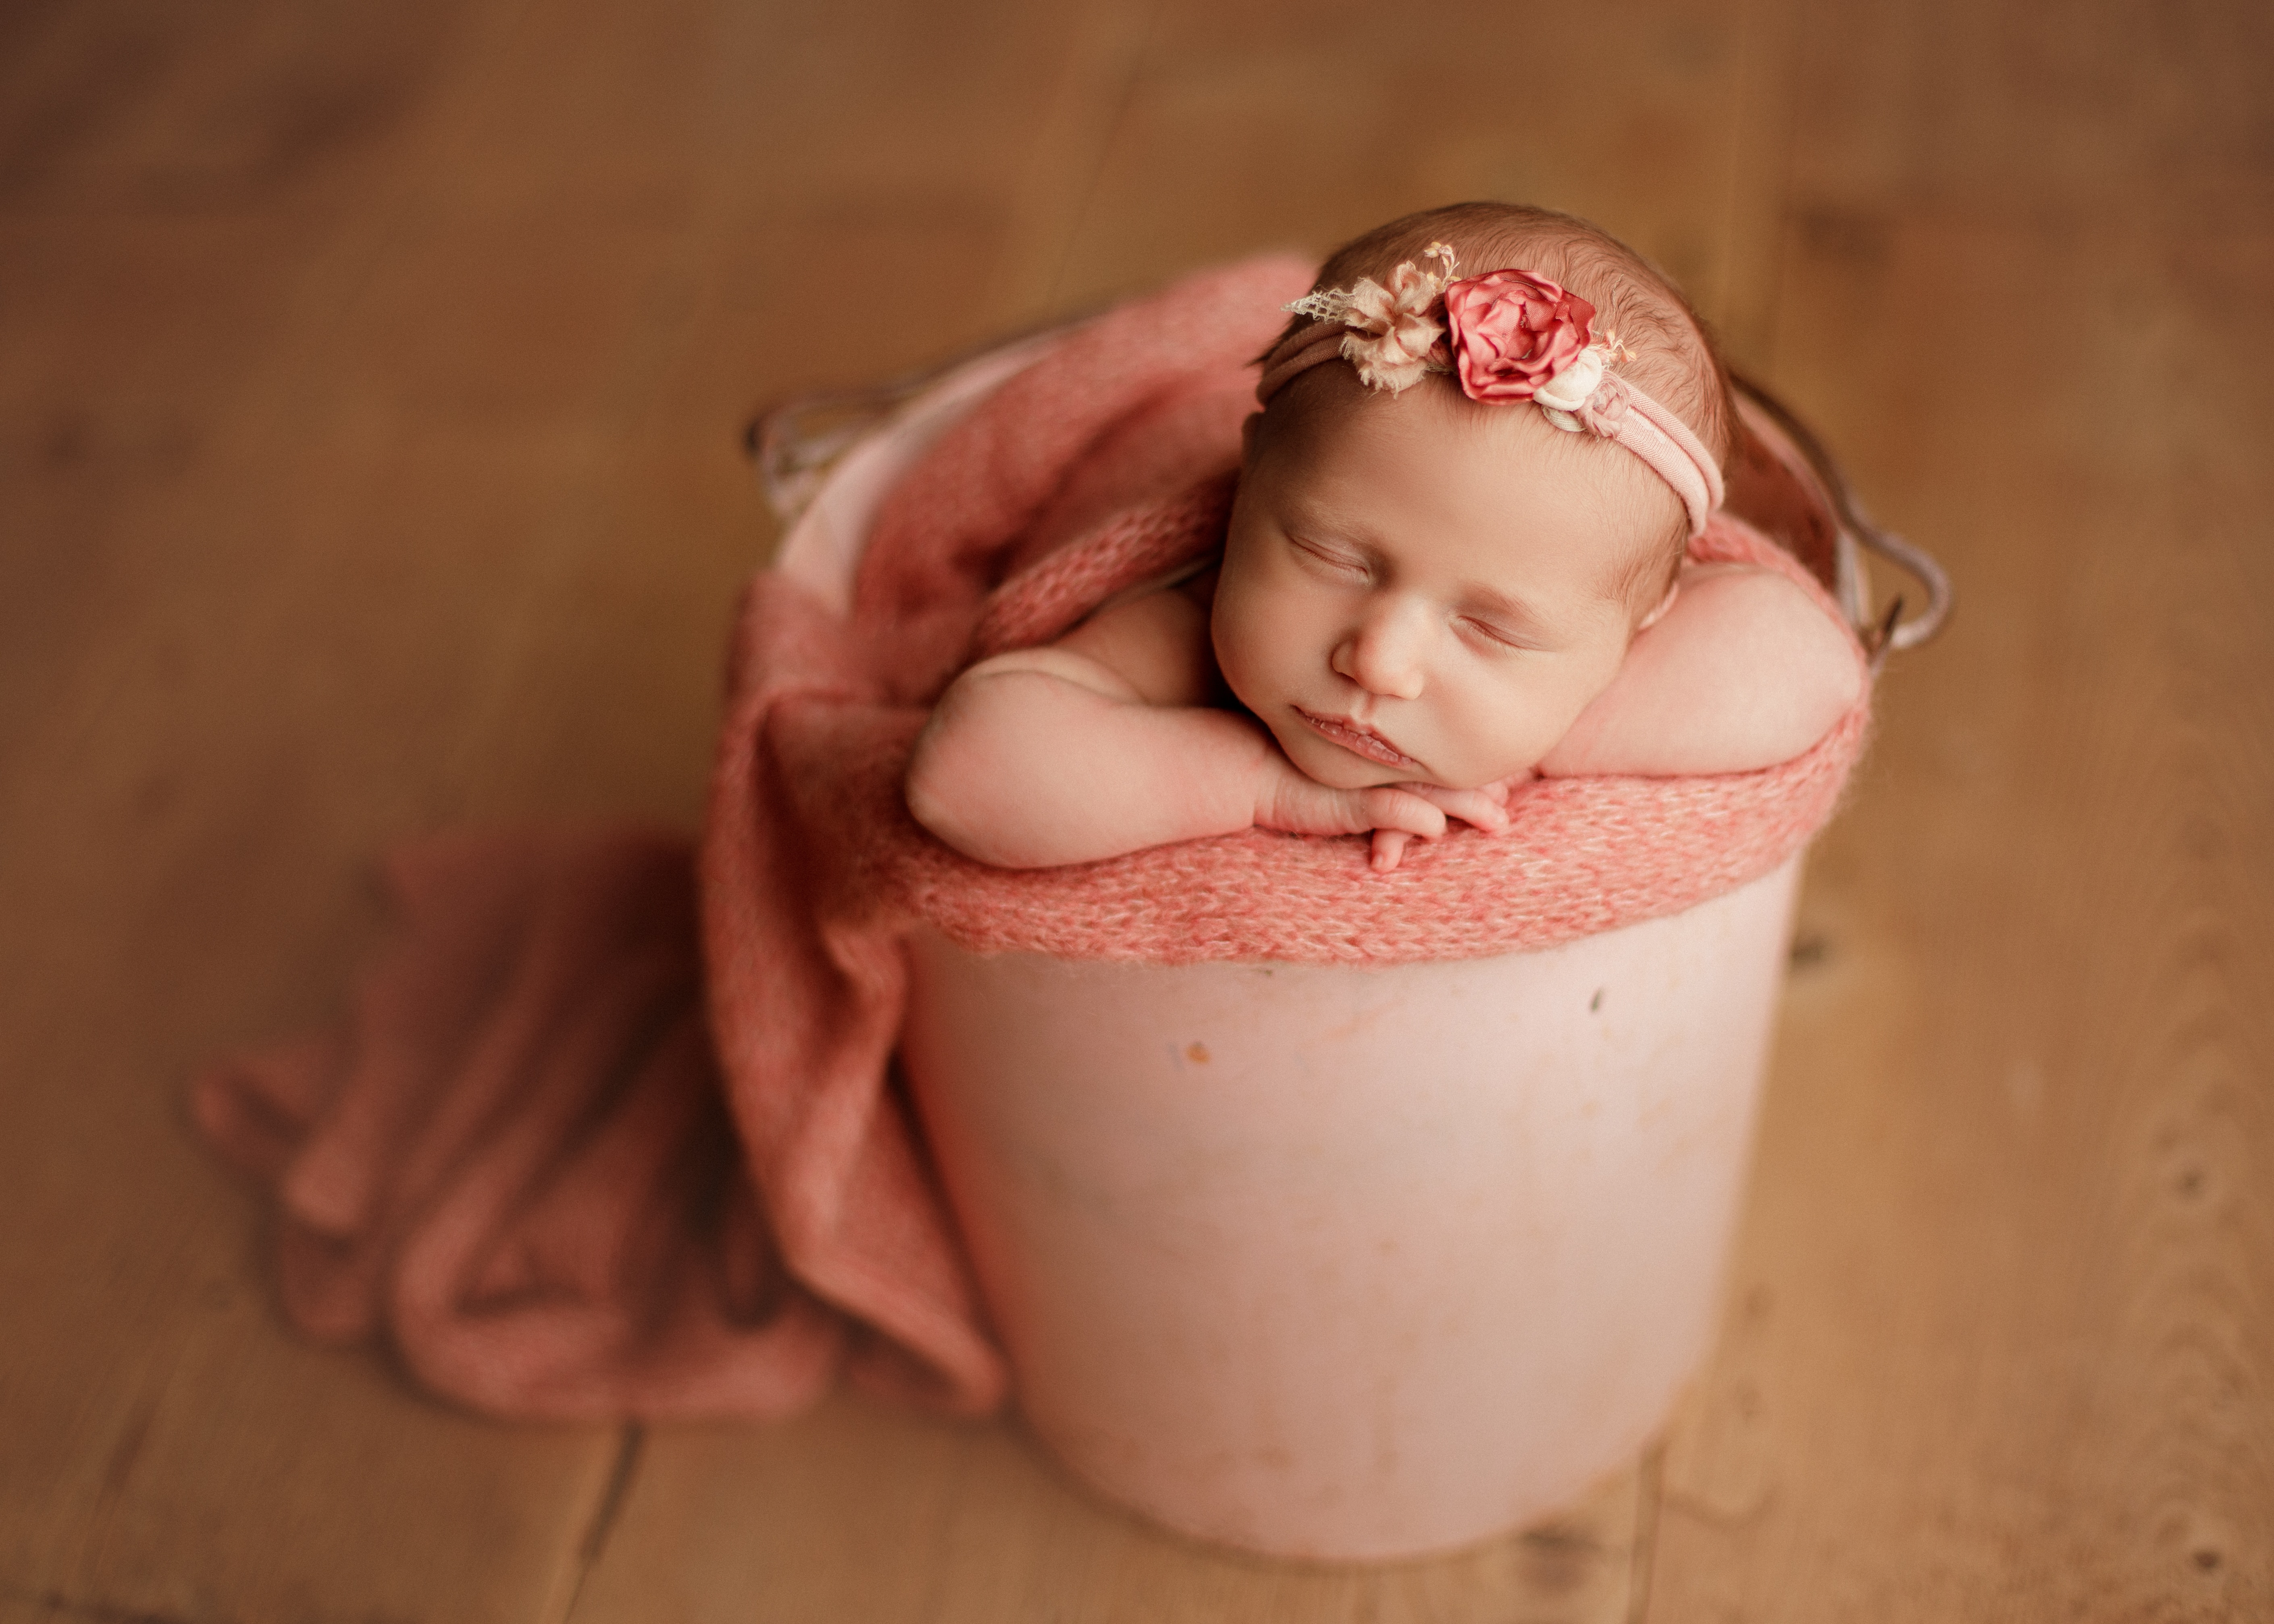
[[1266, 202, 1737, 614]]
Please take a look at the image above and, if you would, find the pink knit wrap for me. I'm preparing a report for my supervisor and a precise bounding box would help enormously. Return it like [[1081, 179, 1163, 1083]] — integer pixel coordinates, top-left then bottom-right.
[[699, 257, 1869, 1408], [934, 487, 1860, 961], [196, 257, 1869, 1424]]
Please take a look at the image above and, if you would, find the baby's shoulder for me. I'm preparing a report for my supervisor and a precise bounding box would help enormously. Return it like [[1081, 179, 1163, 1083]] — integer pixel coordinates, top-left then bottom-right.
[[1654, 559, 1865, 766], [1669, 559, 1858, 675], [1052, 558, 1225, 707], [1542, 558, 1863, 779]]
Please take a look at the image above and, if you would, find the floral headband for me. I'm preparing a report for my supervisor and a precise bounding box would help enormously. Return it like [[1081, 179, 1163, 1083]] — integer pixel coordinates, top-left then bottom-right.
[[1255, 243, 1725, 537]]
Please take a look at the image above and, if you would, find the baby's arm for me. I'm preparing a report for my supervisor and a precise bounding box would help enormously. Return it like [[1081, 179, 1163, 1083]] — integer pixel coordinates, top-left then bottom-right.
[[907, 587, 1498, 869], [1537, 564, 1863, 778]]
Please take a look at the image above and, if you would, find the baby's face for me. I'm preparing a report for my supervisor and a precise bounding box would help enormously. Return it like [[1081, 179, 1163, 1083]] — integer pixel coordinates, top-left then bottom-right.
[[1213, 379, 1673, 791]]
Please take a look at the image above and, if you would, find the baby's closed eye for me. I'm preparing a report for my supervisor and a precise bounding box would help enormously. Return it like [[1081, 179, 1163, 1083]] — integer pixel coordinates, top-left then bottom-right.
[[1288, 534, 1369, 577], [1453, 613, 1542, 652]]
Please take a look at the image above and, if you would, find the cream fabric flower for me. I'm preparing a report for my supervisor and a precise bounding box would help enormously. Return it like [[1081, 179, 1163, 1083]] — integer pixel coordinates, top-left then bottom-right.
[[1529, 345, 1606, 413], [1284, 243, 1458, 395]]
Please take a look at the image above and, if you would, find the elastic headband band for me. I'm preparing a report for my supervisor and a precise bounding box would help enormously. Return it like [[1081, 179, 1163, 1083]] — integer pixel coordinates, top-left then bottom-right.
[[1254, 246, 1725, 537]]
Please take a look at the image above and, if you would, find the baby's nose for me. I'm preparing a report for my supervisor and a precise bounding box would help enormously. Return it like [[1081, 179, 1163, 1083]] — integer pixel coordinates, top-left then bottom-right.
[[1333, 604, 1428, 700]]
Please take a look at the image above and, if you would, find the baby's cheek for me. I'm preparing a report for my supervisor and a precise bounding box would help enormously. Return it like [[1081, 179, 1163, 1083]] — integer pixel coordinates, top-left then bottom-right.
[[1208, 593, 1278, 710], [1478, 667, 1611, 782], [1528, 651, 1630, 758]]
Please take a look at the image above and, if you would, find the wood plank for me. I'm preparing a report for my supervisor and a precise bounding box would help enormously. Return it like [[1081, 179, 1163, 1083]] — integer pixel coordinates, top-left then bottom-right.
[[1044, 0, 1792, 351], [0, 0, 655, 1612], [566, 1399, 1645, 1624], [1643, 1, 2274, 1613], [0, 0, 760, 1617]]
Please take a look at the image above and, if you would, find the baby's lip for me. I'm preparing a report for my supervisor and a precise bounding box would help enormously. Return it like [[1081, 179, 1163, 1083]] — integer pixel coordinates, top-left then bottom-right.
[[1294, 707, 1423, 771]]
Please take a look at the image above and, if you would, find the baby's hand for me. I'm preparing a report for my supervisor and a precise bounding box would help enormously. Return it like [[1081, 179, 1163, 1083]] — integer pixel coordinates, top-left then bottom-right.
[[1255, 766, 1448, 849], [1254, 756, 1511, 873], [1365, 782, 1513, 873]]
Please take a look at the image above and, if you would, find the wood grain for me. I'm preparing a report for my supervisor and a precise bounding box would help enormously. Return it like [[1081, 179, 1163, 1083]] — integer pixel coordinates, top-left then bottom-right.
[[1048, 0, 1784, 343], [0, 0, 665, 1616], [570, 1403, 1645, 1624], [1, 0, 2266, 1619], [1646, 2, 2274, 1616]]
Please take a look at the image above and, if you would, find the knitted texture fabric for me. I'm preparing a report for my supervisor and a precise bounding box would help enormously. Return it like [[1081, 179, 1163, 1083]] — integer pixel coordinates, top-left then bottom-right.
[[191, 260, 1295, 1424], [921, 496, 1867, 964], [697, 258, 1306, 1415], [197, 254, 1870, 1423], [968, 472, 1239, 660], [194, 831, 844, 1421], [699, 254, 1872, 1412]]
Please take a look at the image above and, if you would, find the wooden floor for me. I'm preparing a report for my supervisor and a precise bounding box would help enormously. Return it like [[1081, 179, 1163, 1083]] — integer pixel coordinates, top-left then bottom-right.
[[3, 0, 2269, 1618]]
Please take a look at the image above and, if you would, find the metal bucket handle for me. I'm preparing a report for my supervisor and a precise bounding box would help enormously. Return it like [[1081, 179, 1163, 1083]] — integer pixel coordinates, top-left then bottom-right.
[[1730, 372, 1952, 666]]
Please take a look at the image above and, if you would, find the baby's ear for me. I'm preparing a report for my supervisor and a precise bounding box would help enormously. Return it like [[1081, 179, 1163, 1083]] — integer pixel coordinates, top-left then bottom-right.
[[1239, 411, 1262, 465]]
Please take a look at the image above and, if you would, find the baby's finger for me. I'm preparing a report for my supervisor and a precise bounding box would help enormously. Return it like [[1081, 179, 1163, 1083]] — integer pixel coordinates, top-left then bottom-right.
[[1392, 782, 1510, 833], [1483, 771, 1530, 810], [1359, 787, 1447, 839], [1371, 830, 1411, 872], [1433, 786, 1512, 832]]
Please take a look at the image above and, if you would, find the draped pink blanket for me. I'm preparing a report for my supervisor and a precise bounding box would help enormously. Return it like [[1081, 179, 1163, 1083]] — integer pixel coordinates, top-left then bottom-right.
[[196, 256, 1870, 1421]]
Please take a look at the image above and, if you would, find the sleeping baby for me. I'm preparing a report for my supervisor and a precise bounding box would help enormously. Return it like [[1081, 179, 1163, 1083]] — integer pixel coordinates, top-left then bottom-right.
[[905, 201, 1862, 872]]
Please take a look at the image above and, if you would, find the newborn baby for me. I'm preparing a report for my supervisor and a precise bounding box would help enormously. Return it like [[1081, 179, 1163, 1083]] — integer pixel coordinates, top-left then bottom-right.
[[907, 202, 1862, 872]]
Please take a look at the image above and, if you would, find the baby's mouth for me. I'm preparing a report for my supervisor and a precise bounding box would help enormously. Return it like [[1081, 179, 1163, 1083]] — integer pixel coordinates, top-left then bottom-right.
[[1294, 707, 1422, 771]]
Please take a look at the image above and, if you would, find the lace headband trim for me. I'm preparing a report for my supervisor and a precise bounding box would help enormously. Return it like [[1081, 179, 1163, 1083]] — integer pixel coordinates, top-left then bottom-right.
[[1254, 244, 1725, 537]]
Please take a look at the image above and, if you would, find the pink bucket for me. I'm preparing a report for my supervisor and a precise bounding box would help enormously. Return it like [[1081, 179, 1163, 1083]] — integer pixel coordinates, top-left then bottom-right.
[[757, 331, 1945, 1561]]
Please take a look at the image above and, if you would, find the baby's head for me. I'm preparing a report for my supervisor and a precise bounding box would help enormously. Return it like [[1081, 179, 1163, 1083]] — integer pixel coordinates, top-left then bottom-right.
[[1213, 202, 1733, 792]]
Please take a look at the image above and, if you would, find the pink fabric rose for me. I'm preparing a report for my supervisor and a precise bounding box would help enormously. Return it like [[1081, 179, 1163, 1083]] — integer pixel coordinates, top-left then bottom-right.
[[1442, 271, 1597, 402]]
